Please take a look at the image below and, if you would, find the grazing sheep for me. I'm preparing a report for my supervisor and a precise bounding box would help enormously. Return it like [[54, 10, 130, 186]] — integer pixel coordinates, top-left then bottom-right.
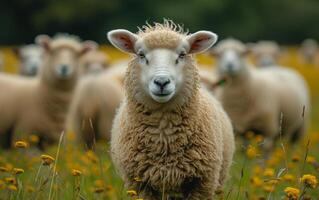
[[299, 39, 318, 65], [0, 34, 95, 149], [214, 38, 310, 153], [248, 41, 281, 67], [108, 21, 235, 199], [13, 44, 44, 76], [78, 47, 111, 76], [68, 69, 124, 149]]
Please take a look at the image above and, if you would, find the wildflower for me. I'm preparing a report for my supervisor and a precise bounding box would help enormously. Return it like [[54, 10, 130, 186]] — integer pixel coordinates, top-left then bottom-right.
[[300, 174, 318, 188], [40, 155, 55, 166], [29, 134, 39, 144], [93, 187, 104, 193], [246, 145, 259, 159], [284, 187, 299, 200], [85, 150, 98, 163], [127, 190, 138, 196], [0, 166, 10, 172], [263, 168, 275, 177], [262, 185, 274, 192], [255, 135, 264, 143], [283, 174, 295, 182], [7, 185, 17, 191], [133, 177, 142, 182], [306, 156, 316, 164], [250, 176, 263, 187], [4, 177, 16, 185], [292, 155, 300, 162], [0, 180, 5, 190], [253, 166, 263, 175], [26, 185, 35, 193], [94, 179, 105, 187], [12, 168, 24, 175], [14, 141, 28, 148], [71, 169, 82, 176]]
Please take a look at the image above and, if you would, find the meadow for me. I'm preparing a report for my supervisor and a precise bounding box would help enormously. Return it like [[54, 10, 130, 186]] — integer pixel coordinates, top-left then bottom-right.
[[0, 47, 318, 200]]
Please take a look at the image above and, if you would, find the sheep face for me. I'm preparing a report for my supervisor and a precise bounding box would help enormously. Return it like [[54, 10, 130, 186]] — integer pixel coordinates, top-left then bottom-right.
[[36, 35, 96, 80], [15, 45, 44, 76], [80, 51, 109, 75], [108, 28, 217, 103]]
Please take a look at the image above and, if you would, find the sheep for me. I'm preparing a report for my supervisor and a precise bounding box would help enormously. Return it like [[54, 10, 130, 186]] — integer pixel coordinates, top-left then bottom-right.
[[78, 46, 111, 76], [13, 44, 44, 76], [107, 21, 235, 199], [299, 39, 318, 65], [248, 41, 281, 67], [213, 38, 310, 153], [68, 69, 124, 149], [0, 51, 4, 71], [0, 34, 96, 149]]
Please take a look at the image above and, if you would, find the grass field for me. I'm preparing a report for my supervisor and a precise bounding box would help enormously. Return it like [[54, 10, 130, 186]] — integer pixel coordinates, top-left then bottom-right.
[[0, 47, 318, 200]]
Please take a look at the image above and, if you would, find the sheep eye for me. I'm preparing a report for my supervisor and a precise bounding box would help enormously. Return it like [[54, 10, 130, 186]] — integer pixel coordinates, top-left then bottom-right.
[[179, 52, 186, 59]]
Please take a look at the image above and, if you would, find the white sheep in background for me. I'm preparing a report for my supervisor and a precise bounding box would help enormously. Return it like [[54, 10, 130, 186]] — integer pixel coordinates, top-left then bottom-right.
[[68, 69, 124, 149], [299, 39, 318, 66], [0, 34, 95, 149], [108, 21, 235, 200], [214, 38, 310, 153], [13, 44, 44, 76], [78, 46, 111, 76], [248, 40, 281, 67]]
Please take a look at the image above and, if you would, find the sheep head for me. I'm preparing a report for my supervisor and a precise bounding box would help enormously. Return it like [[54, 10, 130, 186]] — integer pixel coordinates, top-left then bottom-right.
[[107, 20, 217, 106]]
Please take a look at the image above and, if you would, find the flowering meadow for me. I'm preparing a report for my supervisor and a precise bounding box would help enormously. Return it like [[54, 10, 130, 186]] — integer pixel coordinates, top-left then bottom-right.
[[0, 47, 318, 200]]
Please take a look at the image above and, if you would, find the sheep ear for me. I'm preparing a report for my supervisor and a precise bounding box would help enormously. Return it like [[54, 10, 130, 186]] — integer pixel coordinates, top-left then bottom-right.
[[35, 34, 51, 51], [107, 29, 138, 53], [81, 40, 98, 55], [186, 31, 218, 54]]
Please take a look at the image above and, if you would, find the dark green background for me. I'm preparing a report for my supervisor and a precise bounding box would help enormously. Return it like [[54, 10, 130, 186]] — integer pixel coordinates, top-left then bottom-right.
[[1, 0, 318, 45]]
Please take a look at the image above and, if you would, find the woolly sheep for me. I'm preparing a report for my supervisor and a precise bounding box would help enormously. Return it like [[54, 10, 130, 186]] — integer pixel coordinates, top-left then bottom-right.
[[248, 40, 281, 67], [68, 69, 124, 149], [214, 38, 310, 153], [14, 44, 44, 76], [299, 39, 318, 65], [78, 47, 111, 76], [108, 21, 235, 199], [0, 34, 95, 149]]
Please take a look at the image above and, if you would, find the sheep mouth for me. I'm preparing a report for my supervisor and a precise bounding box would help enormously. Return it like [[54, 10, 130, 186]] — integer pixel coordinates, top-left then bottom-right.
[[152, 92, 172, 97]]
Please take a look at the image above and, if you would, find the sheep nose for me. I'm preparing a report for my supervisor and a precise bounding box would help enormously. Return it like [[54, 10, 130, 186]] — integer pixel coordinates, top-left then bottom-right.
[[227, 63, 234, 71], [60, 64, 69, 74], [154, 76, 171, 90]]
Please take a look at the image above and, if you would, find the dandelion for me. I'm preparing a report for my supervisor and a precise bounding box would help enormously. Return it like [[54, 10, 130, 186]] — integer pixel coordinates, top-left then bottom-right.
[[283, 174, 295, 182], [14, 141, 28, 148], [41, 154, 55, 166], [263, 168, 275, 177], [250, 176, 263, 187], [127, 190, 138, 196], [300, 174, 318, 188], [246, 145, 259, 159], [94, 179, 105, 187], [0, 166, 10, 172], [7, 185, 17, 191], [4, 177, 16, 185], [254, 135, 264, 143], [292, 155, 300, 162], [284, 187, 299, 200], [12, 168, 24, 175], [29, 134, 39, 144], [71, 169, 82, 176], [306, 156, 316, 164], [262, 185, 274, 192]]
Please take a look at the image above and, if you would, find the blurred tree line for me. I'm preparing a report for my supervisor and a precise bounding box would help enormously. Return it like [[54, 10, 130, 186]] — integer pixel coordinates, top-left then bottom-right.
[[1, 0, 318, 45]]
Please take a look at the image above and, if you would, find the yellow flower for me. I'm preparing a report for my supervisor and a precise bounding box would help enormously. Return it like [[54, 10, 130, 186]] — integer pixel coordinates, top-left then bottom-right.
[[85, 150, 98, 163], [71, 169, 82, 176], [0, 166, 10, 172], [245, 131, 255, 139], [4, 177, 16, 185], [133, 177, 142, 182], [253, 166, 263, 175], [254, 135, 264, 143], [12, 168, 24, 175], [283, 174, 295, 182], [14, 141, 28, 148], [306, 156, 316, 164], [250, 176, 263, 187], [284, 187, 299, 200], [300, 174, 318, 188], [262, 185, 274, 192], [127, 190, 138, 196], [246, 145, 259, 159], [25, 185, 35, 193], [292, 155, 300, 162], [263, 168, 275, 177], [94, 179, 105, 187], [40, 155, 55, 166], [29, 134, 39, 144], [0, 180, 5, 190], [7, 185, 17, 191]]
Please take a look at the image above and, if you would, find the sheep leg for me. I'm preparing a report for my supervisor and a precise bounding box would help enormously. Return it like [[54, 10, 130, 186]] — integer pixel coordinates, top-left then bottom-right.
[[184, 178, 215, 200], [0, 127, 14, 149]]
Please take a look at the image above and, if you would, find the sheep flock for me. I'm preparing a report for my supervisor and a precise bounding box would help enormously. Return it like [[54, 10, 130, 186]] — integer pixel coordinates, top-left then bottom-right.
[[0, 20, 318, 199]]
